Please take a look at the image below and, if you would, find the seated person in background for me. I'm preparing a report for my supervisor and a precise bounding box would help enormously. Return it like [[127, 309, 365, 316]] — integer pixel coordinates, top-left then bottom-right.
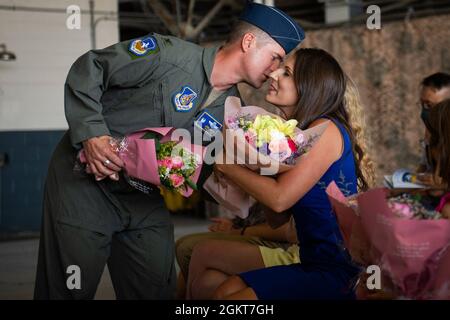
[[358, 99, 450, 300], [185, 214, 298, 299], [175, 203, 298, 299], [417, 72, 450, 175]]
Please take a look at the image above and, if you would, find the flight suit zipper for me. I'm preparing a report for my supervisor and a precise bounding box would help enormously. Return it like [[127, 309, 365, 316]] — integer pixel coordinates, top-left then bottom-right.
[[159, 82, 165, 126]]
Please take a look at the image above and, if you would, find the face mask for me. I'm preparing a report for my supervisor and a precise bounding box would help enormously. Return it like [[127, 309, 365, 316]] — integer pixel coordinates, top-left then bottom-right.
[[420, 107, 432, 132]]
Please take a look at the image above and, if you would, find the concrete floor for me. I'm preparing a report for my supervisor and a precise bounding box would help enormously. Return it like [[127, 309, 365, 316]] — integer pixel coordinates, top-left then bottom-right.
[[0, 215, 209, 300]]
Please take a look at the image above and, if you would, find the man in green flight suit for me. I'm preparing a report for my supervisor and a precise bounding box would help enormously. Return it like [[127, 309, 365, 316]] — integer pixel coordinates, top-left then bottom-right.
[[34, 2, 305, 299]]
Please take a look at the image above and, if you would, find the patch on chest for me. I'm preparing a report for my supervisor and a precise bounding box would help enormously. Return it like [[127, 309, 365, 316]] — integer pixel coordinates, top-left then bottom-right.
[[173, 86, 198, 112], [194, 111, 222, 137]]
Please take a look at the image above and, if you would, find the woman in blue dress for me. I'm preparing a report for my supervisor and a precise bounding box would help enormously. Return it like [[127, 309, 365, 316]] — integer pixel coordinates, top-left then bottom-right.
[[213, 48, 373, 300]]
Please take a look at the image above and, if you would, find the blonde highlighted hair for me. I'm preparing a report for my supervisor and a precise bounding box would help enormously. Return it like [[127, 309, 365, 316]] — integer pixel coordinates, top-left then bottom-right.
[[344, 77, 377, 189]]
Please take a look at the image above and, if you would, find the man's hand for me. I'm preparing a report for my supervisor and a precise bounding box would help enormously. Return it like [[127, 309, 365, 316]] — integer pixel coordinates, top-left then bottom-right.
[[82, 136, 124, 181]]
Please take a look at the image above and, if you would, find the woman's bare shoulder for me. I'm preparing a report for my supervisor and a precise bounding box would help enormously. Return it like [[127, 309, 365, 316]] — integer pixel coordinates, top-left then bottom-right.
[[308, 118, 330, 127], [308, 118, 341, 137], [307, 118, 343, 159]]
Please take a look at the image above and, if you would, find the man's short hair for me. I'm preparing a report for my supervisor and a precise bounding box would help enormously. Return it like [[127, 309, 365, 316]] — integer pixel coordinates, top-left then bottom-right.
[[422, 72, 450, 90], [225, 20, 273, 48]]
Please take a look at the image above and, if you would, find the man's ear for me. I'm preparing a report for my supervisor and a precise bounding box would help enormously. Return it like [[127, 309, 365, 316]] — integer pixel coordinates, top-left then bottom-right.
[[241, 32, 256, 53]]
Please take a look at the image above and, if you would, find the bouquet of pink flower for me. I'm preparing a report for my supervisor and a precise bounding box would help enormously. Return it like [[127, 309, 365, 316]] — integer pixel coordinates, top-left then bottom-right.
[[326, 182, 450, 300], [154, 136, 201, 194], [203, 97, 329, 218], [78, 127, 204, 197]]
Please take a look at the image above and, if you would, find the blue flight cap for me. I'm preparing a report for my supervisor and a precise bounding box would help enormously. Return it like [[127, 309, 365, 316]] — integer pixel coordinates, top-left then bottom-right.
[[239, 2, 305, 54]]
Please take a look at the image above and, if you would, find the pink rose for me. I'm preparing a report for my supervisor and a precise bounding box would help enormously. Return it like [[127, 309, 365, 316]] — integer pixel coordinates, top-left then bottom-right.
[[390, 202, 414, 219], [171, 156, 184, 169], [170, 174, 185, 188], [158, 158, 173, 170], [268, 138, 291, 154], [268, 139, 292, 162]]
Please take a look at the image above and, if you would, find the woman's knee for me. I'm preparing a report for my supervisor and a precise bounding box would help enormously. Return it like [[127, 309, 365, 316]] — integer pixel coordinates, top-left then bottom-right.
[[191, 269, 228, 299], [212, 275, 247, 300]]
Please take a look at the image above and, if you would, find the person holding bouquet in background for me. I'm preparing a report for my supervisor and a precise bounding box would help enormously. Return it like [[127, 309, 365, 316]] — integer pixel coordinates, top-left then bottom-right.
[[34, 2, 305, 300], [416, 73, 450, 177], [212, 48, 375, 300], [401, 73, 450, 208], [351, 99, 450, 300]]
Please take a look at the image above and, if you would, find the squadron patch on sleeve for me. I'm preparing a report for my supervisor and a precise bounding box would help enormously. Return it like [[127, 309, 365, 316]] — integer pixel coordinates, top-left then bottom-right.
[[128, 36, 158, 58]]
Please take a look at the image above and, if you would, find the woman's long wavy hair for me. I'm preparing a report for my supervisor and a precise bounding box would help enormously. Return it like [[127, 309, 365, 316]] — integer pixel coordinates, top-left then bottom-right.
[[344, 77, 377, 189], [288, 48, 375, 191]]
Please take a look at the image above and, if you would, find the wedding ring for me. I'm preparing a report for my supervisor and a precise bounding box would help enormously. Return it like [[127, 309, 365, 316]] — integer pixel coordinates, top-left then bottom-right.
[[104, 159, 111, 166]]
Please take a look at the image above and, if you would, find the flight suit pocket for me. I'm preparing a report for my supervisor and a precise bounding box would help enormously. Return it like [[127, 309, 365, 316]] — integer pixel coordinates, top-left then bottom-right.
[[140, 221, 175, 286], [102, 86, 164, 133]]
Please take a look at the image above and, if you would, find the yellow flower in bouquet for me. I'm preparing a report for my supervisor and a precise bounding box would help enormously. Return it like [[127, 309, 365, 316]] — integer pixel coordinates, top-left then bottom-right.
[[252, 115, 298, 147]]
